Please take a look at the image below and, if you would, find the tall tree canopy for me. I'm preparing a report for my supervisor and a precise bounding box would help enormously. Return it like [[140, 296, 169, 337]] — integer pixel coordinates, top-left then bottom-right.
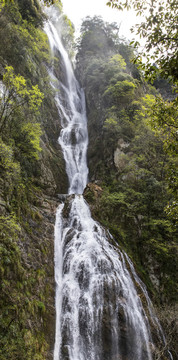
[[107, 0, 178, 220], [107, 0, 178, 82], [0, 0, 57, 11]]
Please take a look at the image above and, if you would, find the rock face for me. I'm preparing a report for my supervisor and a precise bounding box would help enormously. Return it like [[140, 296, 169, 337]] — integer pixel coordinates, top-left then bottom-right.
[[114, 138, 130, 171], [0, 2, 69, 357], [84, 182, 103, 199], [0, 191, 60, 360], [75, 16, 177, 357], [22, 195, 58, 356], [39, 139, 68, 196]]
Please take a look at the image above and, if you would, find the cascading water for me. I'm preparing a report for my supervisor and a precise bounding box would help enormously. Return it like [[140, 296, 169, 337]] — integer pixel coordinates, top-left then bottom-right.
[[44, 9, 172, 360], [54, 195, 154, 360], [44, 17, 88, 195]]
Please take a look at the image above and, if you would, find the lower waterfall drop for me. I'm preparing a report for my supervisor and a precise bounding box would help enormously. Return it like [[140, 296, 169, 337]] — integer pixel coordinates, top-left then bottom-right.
[[44, 7, 172, 360], [54, 195, 153, 360]]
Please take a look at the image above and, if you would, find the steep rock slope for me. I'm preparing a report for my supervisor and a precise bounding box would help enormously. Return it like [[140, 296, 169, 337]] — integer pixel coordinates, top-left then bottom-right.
[[0, 1, 71, 358], [76, 16, 177, 358]]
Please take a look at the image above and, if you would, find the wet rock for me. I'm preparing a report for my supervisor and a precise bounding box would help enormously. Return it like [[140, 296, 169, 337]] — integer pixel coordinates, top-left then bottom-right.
[[57, 193, 68, 202]]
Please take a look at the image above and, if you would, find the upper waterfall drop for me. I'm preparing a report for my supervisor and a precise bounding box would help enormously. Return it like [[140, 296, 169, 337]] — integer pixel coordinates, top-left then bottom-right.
[[44, 17, 88, 195]]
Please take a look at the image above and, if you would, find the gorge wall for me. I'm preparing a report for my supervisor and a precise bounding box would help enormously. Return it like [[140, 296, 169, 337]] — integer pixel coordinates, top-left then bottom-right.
[[76, 15, 177, 358], [0, 1, 68, 358]]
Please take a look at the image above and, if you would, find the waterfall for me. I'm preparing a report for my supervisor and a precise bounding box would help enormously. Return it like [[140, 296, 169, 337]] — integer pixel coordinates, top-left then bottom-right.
[[44, 9, 172, 360], [44, 18, 88, 195]]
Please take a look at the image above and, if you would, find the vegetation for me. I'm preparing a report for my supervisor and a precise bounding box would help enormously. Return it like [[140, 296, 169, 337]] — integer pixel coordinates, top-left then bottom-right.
[[77, 16, 177, 355], [0, 66, 43, 159], [106, 0, 178, 221], [0, 1, 66, 359], [0, 215, 49, 360], [0, 0, 177, 358], [107, 0, 178, 81]]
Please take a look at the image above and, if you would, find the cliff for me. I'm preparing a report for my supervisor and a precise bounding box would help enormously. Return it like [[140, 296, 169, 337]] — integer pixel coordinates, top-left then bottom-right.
[[0, 1, 68, 358], [76, 16, 177, 358]]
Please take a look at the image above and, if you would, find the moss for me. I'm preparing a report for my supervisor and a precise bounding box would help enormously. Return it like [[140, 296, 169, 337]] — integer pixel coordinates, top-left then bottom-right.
[[85, 186, 177, 305], [0, 193, 56, 359]]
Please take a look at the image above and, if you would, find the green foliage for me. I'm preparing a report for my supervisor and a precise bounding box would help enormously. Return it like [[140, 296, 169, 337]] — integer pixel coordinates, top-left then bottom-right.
[[149, 95, 178, 153], [106, 0, 178, 221], [0, 2, 50, 78], [0, 215, 49, 360], [0, 66, 44, 133], [20, 122, 42, 159], [0, 138, 23, 209], [76, 16, 122, 83], [133, 92, 178, 222], [77, 16, 177, 312], [0, 139, 20, 176], [0, 1, 58, 358], [133, 94, 156, 121], [42, 0, 57, 5], [107, 0, 178, 82], [0, 215, 21, 277], [150, 95, 178, 208], [104, 117, 118, 130], [0, 0, 6, 11], [79, 15, 120, 51], [90, 175, 177, 302], [103, 79, 136, 105], [0, 65, 44, 168], [60, 15, 75, 57], [108, 53, 126, 70]]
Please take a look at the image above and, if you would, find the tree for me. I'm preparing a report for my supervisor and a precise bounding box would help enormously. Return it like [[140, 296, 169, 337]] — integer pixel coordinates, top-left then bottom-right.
[[0, 0, 56, 8], [42, 0, 57, 4], [107, 0, 178, 221], [0, 0, 8, 11], [77, 16, 120, 62], [0, 66, 44, 131], [107, 0, 178, 82], [0, 66, 43, 160], [103, 79, 136, 106]]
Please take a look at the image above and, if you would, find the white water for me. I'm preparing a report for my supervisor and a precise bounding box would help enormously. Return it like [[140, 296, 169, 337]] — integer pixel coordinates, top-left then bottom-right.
[[44, 18, 88, 194], [54, 195, 153, 360], [44, 10, 171, 360]]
